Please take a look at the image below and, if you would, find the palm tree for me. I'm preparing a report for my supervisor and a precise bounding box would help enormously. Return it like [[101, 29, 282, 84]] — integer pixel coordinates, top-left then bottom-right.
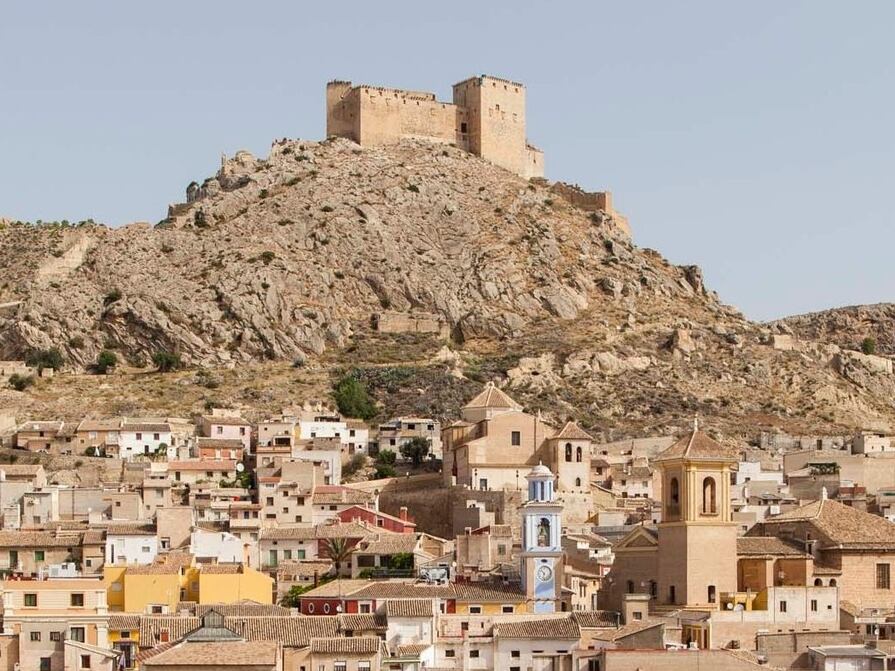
[[321, 537, 354, 574]]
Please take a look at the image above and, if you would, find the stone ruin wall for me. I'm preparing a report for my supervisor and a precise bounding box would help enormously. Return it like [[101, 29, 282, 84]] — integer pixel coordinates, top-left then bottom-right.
[[550, 182, 631, 237], [372, 311, 450, 339]]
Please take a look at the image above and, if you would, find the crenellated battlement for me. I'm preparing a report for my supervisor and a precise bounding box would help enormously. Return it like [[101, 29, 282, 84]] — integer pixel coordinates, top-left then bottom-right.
[[326, 74, 542, 179]]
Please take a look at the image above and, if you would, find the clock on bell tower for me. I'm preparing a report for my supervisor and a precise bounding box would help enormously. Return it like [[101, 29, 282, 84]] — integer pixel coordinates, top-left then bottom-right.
[[520, 462, 564, 613]]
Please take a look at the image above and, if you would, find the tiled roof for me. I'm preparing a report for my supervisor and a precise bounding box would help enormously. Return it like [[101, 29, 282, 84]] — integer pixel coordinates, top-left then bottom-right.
[[142, 640, 278, 666], [19, 421, 64, 432], [573, 611, 620, 628], [260, 522, 373, 542], [109, 614, 141, 630], [127, 563, 186, 575], [453, 582, 526, 602], [350, 581, 454, 600], [310, 636, 381, 654], [355, 533, 419, 555], [199, 564, 242, 574], [230, 615, 339, 647], [736, 536, 809, 557], [121, 423, 171, 433], [277, 560, 334, 580], [395, 643, 431, 656], [385, 599, 435, 618], [494, 614, 580, 639], [194, 603, 291, 618], [77, 419, 123, 432], [140, 616, 201, 644], [0, 530, 77, 548], [169, 460, 236, 471], [463, 382, 522, 410], [762, 498, 895, 549], [587, 620, 663, 641], [107, 522, 156, 536], [338, 613, 387, 632], [653, 429, 740, 462], [553, 421, 594, 442]]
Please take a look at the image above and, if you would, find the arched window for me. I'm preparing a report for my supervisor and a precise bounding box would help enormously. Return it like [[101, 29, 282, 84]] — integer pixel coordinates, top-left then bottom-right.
[[626, 580, 634, 594], [575, 477, 581, 487], [576, 446, 582, 462], [669, 478, 680, 512], [537, 518, 551, 547], [565, 443, 572, 462], [830, 579, 837, 587], [814, 578, 823, 587], [702, 477, 717, 514]]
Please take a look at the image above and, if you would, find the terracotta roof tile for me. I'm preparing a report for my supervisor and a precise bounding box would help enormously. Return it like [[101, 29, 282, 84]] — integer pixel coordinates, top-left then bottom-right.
[[463, 382, 522, 410], [761, 498, 895, 549], [385, 599, 435, 618], [109, 614, 141, 630], [122, 423, 171, 433], [736, 536, 810, 557], [494, 614, 580, 639], [453, 582, 526, 602], [310, 636, 380, 654], [553, 421, 594, 442], [142, 640, 278, 666], [654, 429, 740, 462], [338, 613, 387, 632], [573, 611, 620, 628]]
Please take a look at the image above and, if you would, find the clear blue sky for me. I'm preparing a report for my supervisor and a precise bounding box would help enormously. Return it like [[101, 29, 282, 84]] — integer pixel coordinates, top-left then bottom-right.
[[2, 1, 893, 321]]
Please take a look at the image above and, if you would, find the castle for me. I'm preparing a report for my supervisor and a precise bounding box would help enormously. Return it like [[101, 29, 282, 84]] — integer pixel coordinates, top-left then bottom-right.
[[326, 75, 544, 179]]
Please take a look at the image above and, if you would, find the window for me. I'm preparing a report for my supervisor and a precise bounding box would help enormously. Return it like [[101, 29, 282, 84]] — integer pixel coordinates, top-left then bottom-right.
[[71, 593, 85, 607], [50, 631, 62, 642], [878, 563, 891, 589], [461, 622, 469, 631], [814, 578, 823, 586], [565, 443, 572, 462], [632, 611, 643, 620], [502, 605, 514, 613], [71, 627, 86, 642], [30, 631, 41, 641], [81, 655, 92, 669], [511, 431, 521, 446], [35, 550, 45, 562], [358, 664, 370, 671], [779, 600, 787, 613], [810, 599, 818, 612], [469, 605, 482, 614], [707, 585, 716, 603], [151, 605, 163, 614], [153, 433, 160, 440], [576, 446, 582, 462], [575, 477, 581, 487], [25, 593, 37, 607], [445, 650, 455, 658], [334, 663, 346, 671], [497, 544, 506, 556], [669, 585, 676, 603], [511, 650, 520, 658], [702, 477, 717, 514], [40, 659, 51, 671], [669, 477, 680, 511], [470, 650, 480, 658], [626, 580, 634, 594]]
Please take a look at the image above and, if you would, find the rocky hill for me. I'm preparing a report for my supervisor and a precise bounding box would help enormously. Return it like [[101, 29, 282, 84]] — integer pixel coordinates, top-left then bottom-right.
[[777, 304, 895, 355], [1, 138, 894, 441]]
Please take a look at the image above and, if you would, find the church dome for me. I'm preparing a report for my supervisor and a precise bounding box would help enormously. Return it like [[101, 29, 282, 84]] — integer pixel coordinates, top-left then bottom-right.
[[526, 462, 553, 479]]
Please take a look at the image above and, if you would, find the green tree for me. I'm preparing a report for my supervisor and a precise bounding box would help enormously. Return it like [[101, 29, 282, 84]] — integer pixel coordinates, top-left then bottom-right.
[[8, 374, 34, 391], [333, 374, 376, 420], [25, 348, 64, 372], [389, 552, 414, 570], [399, 437, 431, 466], [95, 350, 118, 374], [862, 336, 877, 355], [372, 450, 397, 479], [152, 351, 182, 372], [377, 450, 396, 466], [321, 537, 354, 573]]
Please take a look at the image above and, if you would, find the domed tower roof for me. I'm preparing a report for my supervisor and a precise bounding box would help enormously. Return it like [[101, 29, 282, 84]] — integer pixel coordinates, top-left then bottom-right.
[[526, 462, 554, 479]]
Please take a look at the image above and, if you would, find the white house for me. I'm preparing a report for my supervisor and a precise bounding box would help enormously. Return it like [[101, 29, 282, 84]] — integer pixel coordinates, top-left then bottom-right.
[[199, 415, 252, 454], [298, 412, 368, 456], [118, 423, 174, 461], [105, 524, 159, 565], [190, 528, 250, 565]]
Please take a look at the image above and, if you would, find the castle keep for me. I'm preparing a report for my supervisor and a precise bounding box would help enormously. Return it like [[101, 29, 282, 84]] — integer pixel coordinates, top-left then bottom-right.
[[326, 75, 544, 179]]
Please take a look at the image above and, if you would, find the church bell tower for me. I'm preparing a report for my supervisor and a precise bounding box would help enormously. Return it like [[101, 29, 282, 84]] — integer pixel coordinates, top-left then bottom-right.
[[521, 463, 564, 613]]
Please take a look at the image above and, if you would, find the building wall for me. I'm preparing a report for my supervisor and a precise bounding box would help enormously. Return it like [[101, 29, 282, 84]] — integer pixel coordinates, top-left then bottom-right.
[[197, 567, 272, 605], [119, 431, 173, 461], [836, 553, 895, 608], [105, 534, 158, 566]]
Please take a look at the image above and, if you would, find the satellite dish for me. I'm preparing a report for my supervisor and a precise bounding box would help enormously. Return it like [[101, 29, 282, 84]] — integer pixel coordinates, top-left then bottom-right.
[[235, 463, 245, 472]]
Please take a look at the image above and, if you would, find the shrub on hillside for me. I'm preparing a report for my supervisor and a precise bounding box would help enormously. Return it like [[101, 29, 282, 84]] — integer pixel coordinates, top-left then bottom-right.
[[94, 350, 118, 374], [152, 351, 182, 372], [862, 337, 877, 355], [332, 374, 376, 420], [8, 374, 34, 391]]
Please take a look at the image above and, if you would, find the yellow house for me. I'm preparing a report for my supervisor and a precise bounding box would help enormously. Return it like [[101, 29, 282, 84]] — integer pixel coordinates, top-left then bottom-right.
[[452, 582, 529, 615], [104, 557, 272, 613]]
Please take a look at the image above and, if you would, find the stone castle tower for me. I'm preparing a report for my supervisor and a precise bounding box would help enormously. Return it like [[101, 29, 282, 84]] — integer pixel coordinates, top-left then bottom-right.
[[326, 75, 544, 179]]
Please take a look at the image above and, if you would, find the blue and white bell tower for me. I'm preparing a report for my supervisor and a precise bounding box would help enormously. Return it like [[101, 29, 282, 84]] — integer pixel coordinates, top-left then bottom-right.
[[521, 462, 564, 613]]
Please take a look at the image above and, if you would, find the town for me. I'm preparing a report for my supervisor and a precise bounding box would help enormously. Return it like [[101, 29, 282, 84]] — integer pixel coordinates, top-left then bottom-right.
[[1, 373, 895, 670]]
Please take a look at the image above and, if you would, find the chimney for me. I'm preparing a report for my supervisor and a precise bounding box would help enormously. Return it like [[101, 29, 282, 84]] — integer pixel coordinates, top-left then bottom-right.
[[399, 506, 408, 522]]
